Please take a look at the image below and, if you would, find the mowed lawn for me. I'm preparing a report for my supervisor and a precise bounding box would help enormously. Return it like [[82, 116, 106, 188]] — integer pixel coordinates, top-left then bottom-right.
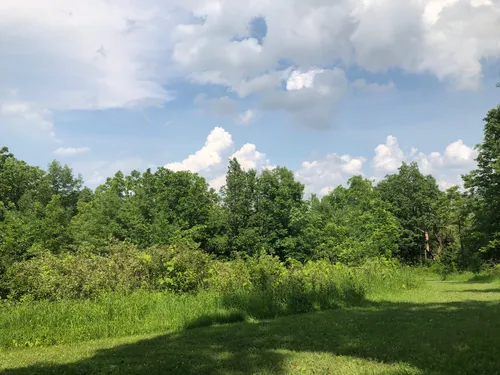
[[1, 278, 500, 375]]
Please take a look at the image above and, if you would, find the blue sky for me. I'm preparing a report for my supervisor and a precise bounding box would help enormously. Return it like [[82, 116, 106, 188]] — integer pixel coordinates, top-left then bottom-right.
[[1, 0, 499, 195]]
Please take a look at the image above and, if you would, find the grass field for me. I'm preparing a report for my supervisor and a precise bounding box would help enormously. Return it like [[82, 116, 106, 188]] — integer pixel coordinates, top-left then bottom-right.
[[1, 275, 500, 375]]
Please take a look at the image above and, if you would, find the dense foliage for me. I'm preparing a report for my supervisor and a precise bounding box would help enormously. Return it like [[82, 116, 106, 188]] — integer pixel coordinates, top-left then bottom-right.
[[1, 105, 500, 300], [0, 254, 420, 349]]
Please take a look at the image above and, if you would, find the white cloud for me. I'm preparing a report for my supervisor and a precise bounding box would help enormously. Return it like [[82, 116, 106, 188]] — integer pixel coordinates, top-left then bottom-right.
[[209, 141, 271, 190], [164, 126, 271, 190], [238, 109, 255, 125], [0, 100, 54, 137], [53, 146, 91, 157], [297, 136, 478, 196], [286, 69, 324, 91], [209, 174, 227, 191], [194, 95, 238, 116], [260, 68, 349, 128], [165, 127, 233, 173], [296, 153, 366, 197], [373, 136, 406, 174], [231, 143, 268, 170], [3, 0, 498, 137], [72, 158, 154, 188], [442, 139, 477, 167], [351, 79, 396, 93], [172, 0, 500, 94], [0, 0, 175, 127], [372, 136, 478, 189], [411, 139, 478, 188]]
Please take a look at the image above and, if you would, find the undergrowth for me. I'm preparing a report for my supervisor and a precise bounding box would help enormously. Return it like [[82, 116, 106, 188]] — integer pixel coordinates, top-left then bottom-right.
[[0, 252, 422, 350]]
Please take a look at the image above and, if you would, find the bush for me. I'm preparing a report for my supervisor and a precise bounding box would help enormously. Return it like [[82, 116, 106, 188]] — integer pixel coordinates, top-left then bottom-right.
[[2, 244, 422, 317], [147, 244, 213, 293], [468, 263, 500, 283], [0, 250, 423, 349], [3, 243, 213, 300], [207, 254, 419, 319]]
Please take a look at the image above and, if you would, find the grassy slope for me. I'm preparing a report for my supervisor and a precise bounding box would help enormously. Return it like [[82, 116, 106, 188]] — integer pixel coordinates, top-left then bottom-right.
[[1, 277, 500, 375]]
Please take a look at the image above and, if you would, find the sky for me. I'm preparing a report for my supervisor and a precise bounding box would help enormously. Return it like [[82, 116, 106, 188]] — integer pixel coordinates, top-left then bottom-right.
[[0, 0, 499, 196]]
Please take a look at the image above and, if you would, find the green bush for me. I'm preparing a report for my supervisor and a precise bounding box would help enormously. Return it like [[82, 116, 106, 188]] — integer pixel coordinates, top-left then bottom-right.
[[207, 255, 418, 319], [468, 263, 500, 283], [147, 244, 213, 293], [3, 243, 213, 300], [3, 246, 420, 307], [0, 250, 423, 350]]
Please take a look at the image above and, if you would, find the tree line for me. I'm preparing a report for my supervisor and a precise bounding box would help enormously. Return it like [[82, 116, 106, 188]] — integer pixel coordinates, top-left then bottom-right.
[[1, 105, 499, 278]]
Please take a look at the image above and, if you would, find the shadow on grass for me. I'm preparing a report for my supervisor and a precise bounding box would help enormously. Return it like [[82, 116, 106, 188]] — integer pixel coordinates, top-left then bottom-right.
[[454, 288, 500, 293], [3, 297, 500, 375], [466, 274, 499, 283]]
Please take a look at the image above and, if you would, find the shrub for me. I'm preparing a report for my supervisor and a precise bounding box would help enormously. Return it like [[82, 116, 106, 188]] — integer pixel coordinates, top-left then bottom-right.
[[468, 263, 500, 283], [0, 250, 424, 349], [207, 255, 381, 319], [147, 245, 213, 293], [3, 243, 213, 300], [2, 244, 422, 310]]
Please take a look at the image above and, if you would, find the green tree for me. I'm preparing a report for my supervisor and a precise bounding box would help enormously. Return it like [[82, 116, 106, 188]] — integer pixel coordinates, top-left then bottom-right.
[[30, 195, 73, 255], [149, 168, 216, 247], [71, 171, 128, 252], [0, 147, 45, 209], [221, 158, 260, 256], [71, 168, 217, 252], [315, 176, 400, 263], [253, 167, 305, 259], [433, 187, 472, 269], [44, 161, 83, 214], [0, 204, 32, 274], [377, 162, 441, 263], [464, 105, 500, 261]]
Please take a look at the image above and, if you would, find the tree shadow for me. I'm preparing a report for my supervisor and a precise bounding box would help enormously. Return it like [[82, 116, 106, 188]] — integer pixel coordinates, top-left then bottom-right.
[[466, 274, 499, 283], [454, 288, 500, 293], [3, 299, 500, 375]]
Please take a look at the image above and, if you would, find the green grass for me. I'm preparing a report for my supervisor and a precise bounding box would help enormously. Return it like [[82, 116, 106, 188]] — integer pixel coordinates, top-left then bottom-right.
[[2, 260, 418, 350], [0, 291, 240, 349], [1, 276, 500, 374]]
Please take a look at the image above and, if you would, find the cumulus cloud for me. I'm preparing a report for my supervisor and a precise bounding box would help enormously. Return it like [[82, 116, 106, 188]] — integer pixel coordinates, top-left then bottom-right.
[[3, 0, 499, 135], [286, 69, 324, 91], [373, 136, 406, 174], [351, 79, 396, 93], [165, 127, 233, 173], [0, 0, 177, 139], [208, 174, 228, 191], [164, 126, 271, 190], [295, 153, 367, 197], [173, 0, 500, 94], [208, 142, 271, 190], [0, 100, 54, 137], [72, 158, 154, 188], [231, 143, 268, 170], [53, 147, 91, 157], [372, 136, 478, 188], [298, 136, 478, 196], [238, 109, 255, 125], [260, 68, 349, 128]]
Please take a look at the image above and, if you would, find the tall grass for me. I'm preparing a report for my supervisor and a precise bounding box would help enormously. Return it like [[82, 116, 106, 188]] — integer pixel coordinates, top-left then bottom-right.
[[466, 263, 500, 283], [0, 292, 231, 349], [0, 255, 423, 350]]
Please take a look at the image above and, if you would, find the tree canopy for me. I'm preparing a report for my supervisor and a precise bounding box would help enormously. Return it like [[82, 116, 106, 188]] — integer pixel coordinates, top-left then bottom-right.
[[1, 104, 500, 277]]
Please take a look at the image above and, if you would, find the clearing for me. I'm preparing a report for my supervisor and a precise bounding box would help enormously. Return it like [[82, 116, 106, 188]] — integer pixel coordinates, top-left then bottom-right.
[[1, 277, 500, 375]]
